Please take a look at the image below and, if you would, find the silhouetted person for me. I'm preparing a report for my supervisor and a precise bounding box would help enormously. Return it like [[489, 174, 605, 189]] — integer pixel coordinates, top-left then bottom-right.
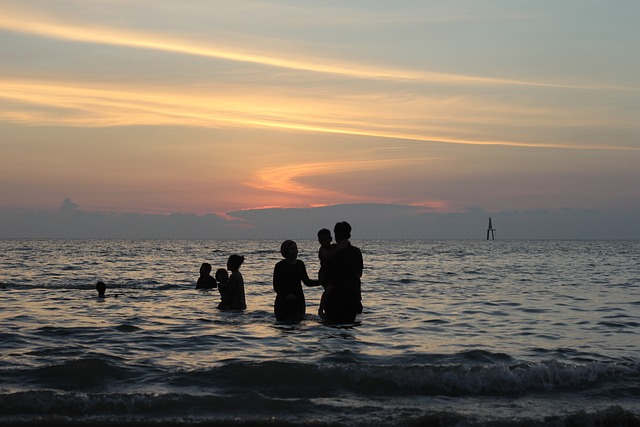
[[323, 221, 363, 323], [316, 228, 346, 319], [215, 268, 229, 299], [196, 262, 217, 289], [218, 255, 246, 310], [273, 240, 320, 322], [96, 281, 106, 298]]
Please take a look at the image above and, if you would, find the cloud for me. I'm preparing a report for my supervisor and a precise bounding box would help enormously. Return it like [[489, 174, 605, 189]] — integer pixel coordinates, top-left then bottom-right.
[[1, 1, 638, 220], [2, 78, 637, 152], [2, 7, 632, 91], [245, 159, 420, 201]]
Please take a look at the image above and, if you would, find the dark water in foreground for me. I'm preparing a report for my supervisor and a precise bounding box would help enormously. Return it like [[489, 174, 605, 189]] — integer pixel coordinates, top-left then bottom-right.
[[1, 239, 639, 426]]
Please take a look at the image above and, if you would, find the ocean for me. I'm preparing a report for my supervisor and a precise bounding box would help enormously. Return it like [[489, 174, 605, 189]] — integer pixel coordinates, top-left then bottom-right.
[[1, 239, 639, 426]]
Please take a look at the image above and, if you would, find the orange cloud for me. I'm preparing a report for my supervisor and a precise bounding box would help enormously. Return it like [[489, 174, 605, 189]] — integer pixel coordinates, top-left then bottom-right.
[[241, 159, 457, 212], [246, 159, 416, 200]]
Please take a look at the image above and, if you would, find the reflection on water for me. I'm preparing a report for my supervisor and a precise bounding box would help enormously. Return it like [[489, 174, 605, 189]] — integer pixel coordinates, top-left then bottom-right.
[[1, 239, 640, 364], [1, 239, 640, 425]]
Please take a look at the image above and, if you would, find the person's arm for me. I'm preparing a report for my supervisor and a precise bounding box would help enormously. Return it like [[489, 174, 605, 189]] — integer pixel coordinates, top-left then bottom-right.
[[299, 261, 321, 287], [273, 263, 284, 294], [319, 243, 347, 261]]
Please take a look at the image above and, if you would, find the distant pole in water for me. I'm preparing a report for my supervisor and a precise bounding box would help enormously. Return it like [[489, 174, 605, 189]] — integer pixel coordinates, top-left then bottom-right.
[[487, 217, 496, 240]]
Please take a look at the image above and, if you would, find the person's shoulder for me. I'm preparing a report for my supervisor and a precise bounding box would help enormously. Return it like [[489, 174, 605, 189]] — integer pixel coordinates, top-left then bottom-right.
[[347, 244, 363, 256]]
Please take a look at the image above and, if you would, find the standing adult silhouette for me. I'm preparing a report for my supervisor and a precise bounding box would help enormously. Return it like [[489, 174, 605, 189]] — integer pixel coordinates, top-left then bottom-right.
[[218, 255, 246, 310], [323, 221, 363, 323], [273, 240, 320, 321]]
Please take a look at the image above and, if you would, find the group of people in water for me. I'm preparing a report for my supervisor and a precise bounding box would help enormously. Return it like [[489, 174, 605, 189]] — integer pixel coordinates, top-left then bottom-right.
[[195, 221, 363, 323], [96, 221, 363, 323], [196, 253, 247, 311]]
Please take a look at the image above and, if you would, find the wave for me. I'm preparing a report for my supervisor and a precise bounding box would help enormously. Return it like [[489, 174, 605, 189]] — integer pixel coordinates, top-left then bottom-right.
[[1, 350, 639, 426], [25, 358, 134, 390], [404, 406, 640, 427], [1, 391, 639, 427], [187, 358, 640, 398], [3, 356, 639, 398]]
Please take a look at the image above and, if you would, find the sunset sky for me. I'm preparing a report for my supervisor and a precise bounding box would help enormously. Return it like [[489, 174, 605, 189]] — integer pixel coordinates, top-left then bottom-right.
[[1, 1, 639, 237]]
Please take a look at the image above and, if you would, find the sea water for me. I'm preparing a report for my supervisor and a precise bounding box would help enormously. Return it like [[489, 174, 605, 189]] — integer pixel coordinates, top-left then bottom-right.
[[1, 239, 639, 426]]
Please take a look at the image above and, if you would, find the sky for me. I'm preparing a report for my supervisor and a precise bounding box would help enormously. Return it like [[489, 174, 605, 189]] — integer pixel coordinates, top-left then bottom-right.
[[1, 1, 639, 239]]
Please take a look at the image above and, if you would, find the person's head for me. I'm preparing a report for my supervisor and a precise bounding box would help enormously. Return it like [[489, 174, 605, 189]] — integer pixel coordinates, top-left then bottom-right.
[[96, 281, 106, 298], [280, 239, 298, 261], [215, 268, 229, 283], [334, 221, 352, 241], [317, 228, 332, 245], [227, 254, 245, 271], [199, 262, 212, 276]]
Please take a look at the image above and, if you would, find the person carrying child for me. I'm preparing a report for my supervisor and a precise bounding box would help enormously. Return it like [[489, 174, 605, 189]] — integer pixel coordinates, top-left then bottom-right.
[[218, 255, 246, 310], [322, 221, 363, 323]]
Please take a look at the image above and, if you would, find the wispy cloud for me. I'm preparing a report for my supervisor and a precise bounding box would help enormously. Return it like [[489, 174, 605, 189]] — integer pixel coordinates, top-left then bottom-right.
[[243, 158, 455, 211], [1, 10, 628, 91], [2, 78, 638, 152], [246, 159, 409, 201]]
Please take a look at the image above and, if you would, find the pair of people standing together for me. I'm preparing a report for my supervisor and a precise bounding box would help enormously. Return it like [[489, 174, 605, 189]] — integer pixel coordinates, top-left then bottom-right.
[[273, 221, 363, 323]]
